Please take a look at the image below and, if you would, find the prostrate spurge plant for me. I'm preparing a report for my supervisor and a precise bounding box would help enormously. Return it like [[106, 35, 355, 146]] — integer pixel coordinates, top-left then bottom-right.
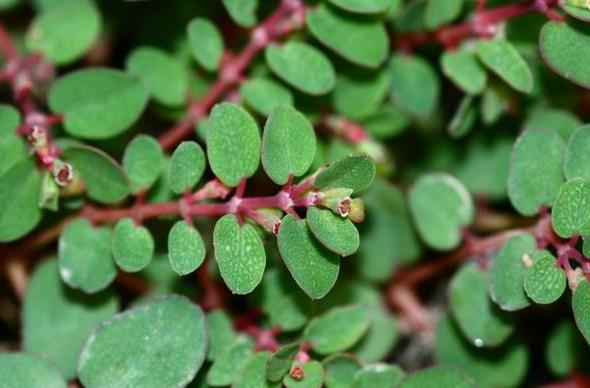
[[1, 0, 590, 386]]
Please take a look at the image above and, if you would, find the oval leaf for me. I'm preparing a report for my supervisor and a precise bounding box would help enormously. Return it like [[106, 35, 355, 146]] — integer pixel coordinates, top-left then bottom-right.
[[441, 50, 487, 95], [552, 178, 590, 238], [524, 254, 566, 304], [389, 54, 440, 115], [316, 154, 375, 193], [476, 39, 532, 93], [169, 141, 206, 194], [240, 77, 294, 116], [0, 353, 67, 388], [187, 18, 223, 71], [564, 125, 590, 180], [307, 207, 359, 256], [572, 278, 590, 345], [112, 218, 154, 272], [123, 135, 164, 194], [168, 220, 206, 276]]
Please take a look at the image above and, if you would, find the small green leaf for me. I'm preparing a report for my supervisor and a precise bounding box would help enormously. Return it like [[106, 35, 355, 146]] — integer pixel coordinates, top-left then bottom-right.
[[352, 364, 405, 388], [234, 352, 278, 388], [169, 141, 206, 194], [307, 4, 388, 68], [572, 278, 590, 344], [283, 361, 324, 388], [480, 86, 506, 125], [351, 309, 399, 363], [545, 321, 584, 377], [552, 178, 590, 238], [49, 68, 149, 139], [323, 354, 360, 388], [277, 215, 340, 299], [408, 173, 474, 250], [207, 336, 255, 386], [58, 219, 116, 293], [206, 309, 238, 361], [62, 145, 129, 204], [112, 218, 154, 272], [267, 342, 300, 382], [207, 102, 261, 187], [168, 220, 206, 276], [564, 125, 590, 180], [78, 296, 207, 388], [213, 214, 266, 294], [476, 39, 533, 93], [523, 107, 581, 141], [441, 49, 487, 95], [327, 0, 390, 13], [266, 42, 336, 95], [562, 4, 590, 22], [389, 54, 440, 115], [425, 0, 464, 29], [303, 305, 370, 354], [262, 105, 316, 185], [0, 353, 67, 388], [23, 259, 118, 378], [25, 0, 100, 65], [449, 264, 513, 347], [333, 70, 390, 120], [489, 234, 536, 311], [540, 21, 590, 89], [0, 158, 42, 242], [316, 154, 375, 193], [187, 18, 223, 71], [508, 129, 565, 216], [307, 207, 359, 256], [126, 46, 188, 106], [398, 366, 475, 388], [524, 254, 566, 304], [447, 96, 476, 138], [123, 135, 164, 194], [241, 77, 294, 116], [0, 104, 26, 176], [221, 0, 257, 27]]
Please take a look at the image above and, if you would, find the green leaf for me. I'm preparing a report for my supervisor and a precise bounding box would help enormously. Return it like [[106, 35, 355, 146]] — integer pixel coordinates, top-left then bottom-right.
[[283, 361, 324, 388], [0, 353, 67, 388], [78, 296, 207, 388], [58, 219, 116, 293], [0, 158, 42, 242], [167, 220, 206, 276], [389, 54, 440, 115], [62, 145, 129, 204], [323, 354, 360, 388], [206, 309, 238, 361], [187, 18, 223, 72], [169, 141, 206, 194], [316, 154, 375, 193], [307, 207, 359, 256], [449, 264, 513, 347], [111, 218, 154, 272], [333, 70, 390, 120], [540, 21, 590, 89], [25, 0, 100, 65], [562, 4, 590, 22], [398, 366, 475, 388], [23, 259, 118, 378], [408, 173, 474, 250], [552, 178, 590, 238], [0, 104, 26, 176], [435, 315, 528, 388], [277, 215, 340, 299], [221, 0, 257, 27], [48, 68, 149, 139], [307, 4, 388, 68], [123, 135, 164, 194], [326, 0, 390, 13], [425, 0, 463, 29], [265, 42, 336, 95], [523, 107, 581, 141], [303, 305, 370, 354], [545, 321, 584, 377], [207, 102, 260, 187], [234, 352, 278, 388], [441, 49, 487, 95], [358, 179, 421, 281], [126, 46, 188, 106], [213, 214, 266, 294], [352, 364, 405, 388], [351, 309, 399, 363], [508, 129, 565, 216], [489, 234, 536, 311], [262, 105, 316, 185], [207, 336, 255, 386], [447, 96, 476, 138], [480, 86, 506, 125], [476, 39, 532, 93], [241, 77, 294, 116], [572, 278, 590, 344], [524, 254, 566, 304], [564, 125, 590, 180], [267, 342, 300, 382]]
